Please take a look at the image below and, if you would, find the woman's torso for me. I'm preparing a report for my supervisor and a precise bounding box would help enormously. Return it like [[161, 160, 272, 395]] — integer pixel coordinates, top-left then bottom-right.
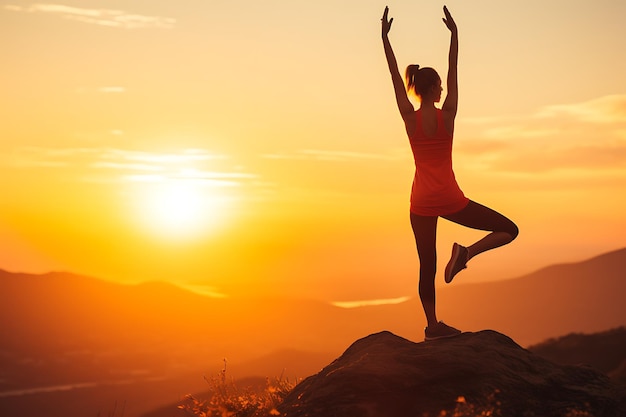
[[408, 108, 468, 216]]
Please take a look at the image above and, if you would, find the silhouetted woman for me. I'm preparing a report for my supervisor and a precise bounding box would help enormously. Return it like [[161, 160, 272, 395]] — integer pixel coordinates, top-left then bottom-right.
[[381, 6, 518, 340]]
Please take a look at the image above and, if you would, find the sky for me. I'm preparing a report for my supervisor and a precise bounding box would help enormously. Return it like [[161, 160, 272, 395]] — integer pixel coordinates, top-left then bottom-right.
[[1, 0, 625, 303]]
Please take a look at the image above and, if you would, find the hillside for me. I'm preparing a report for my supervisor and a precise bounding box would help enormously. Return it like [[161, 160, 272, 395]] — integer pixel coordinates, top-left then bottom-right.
[[528, 327, 626, 377], [0, 271, 347, 389], [436, 247, 626, 344], [0, 247, 625, 416]]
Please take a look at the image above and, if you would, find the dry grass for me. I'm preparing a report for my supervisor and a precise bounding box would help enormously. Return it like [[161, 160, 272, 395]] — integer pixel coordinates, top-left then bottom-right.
[[429, 390, 501, 417], [178, 359, 297, 417], [178, 362, 595, 417]]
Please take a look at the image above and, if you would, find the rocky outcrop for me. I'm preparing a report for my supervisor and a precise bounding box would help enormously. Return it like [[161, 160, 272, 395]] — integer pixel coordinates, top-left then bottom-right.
[[278, 330, 626, 417]]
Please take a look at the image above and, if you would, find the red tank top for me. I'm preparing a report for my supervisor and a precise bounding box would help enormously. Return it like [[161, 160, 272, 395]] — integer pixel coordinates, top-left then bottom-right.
[[409, 109, 469, 216]]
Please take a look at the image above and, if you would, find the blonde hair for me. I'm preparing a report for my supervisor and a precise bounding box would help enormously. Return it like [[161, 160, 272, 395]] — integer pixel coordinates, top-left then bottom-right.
[[405, 65, 440, 97]]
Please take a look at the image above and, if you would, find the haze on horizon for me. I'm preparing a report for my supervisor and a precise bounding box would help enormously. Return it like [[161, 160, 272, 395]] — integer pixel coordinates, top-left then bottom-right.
[[1, 0, 625, 302]]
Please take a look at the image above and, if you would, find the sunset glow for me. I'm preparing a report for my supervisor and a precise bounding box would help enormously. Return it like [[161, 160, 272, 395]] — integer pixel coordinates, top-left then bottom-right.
[[133, 179, 224, 240], [1, 0, 625, 302]]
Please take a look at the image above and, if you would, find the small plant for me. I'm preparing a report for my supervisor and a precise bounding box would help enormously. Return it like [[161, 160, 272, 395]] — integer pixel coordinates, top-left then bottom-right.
[[563, 408, 595, 417], [435, 390, 502, 417], [178, 359, 297, 417]]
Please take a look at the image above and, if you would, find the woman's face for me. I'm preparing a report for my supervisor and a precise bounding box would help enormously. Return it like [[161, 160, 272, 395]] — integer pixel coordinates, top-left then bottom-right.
[[433, 79, 443, 102]]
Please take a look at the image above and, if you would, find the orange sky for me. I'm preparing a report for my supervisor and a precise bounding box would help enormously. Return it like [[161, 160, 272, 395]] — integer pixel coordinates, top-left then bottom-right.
[[1, 0, 625, 303]]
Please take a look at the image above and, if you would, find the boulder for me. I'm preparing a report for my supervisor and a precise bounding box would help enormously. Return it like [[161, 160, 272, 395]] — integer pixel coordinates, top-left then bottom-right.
[[278, 330, 626, 417]]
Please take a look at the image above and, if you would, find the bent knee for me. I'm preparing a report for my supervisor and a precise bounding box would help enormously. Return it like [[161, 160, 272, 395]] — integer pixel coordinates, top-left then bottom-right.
[[505, 222, 519, 241]]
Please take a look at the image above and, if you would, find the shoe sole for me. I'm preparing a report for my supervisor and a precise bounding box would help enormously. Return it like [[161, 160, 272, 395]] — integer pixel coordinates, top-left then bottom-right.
[[424, 331, 462, 342], [445, 243, 465, 284]]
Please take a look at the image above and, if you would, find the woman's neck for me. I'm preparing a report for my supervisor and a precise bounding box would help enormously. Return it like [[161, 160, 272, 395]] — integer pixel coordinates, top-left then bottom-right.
[[419, 100, 437, 110]]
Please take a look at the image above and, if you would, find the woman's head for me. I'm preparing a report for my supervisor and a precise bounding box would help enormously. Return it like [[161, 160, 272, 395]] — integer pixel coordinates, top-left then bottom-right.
[[405, 65, 442, 101]]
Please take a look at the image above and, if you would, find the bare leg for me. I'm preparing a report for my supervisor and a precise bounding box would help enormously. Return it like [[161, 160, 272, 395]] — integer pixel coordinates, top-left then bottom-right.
[[443, 200, 518, 269], [466, 232, 514, 261], [410, 213, 439, 327]]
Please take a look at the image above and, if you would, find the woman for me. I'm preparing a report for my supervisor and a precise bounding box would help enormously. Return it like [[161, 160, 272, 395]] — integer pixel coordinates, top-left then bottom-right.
[[381, 6, 518, 340]]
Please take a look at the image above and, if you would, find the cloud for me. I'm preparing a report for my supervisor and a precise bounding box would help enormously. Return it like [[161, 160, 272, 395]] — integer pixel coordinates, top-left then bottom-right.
[[536, 94, 626, 124], [456, 94, 626, 174], [75, 86, 127, 94], [6, 147, 255, 186], [263, 148, 408, 162], [3, 4, 176, 29], [481, 126, 560, 140], [487, 142, 626, 173], [108, 148, 225, 165]]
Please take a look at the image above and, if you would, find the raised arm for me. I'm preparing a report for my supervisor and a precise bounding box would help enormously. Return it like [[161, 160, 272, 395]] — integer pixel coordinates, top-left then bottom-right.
[[442, 6, 458, 128], [381, 7, 415, 133]]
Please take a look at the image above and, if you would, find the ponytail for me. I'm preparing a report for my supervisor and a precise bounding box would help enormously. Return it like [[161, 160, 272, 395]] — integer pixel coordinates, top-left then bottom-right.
[[405, 65, 440, 98], [405, 64, 421, 95]]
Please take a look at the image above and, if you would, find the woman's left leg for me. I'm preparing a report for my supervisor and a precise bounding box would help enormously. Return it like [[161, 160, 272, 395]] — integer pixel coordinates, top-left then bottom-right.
[[409, 212, 439, 327], [442, 200, 518, 282]]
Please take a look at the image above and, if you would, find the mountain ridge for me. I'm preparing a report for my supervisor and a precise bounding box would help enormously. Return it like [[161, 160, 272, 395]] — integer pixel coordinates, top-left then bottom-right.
[[1, 247, 625, 417], [1, 247, 625, 356]]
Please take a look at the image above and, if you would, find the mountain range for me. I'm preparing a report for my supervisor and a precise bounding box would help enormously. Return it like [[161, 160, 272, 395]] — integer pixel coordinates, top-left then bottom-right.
[[0, 247, 624, 417]]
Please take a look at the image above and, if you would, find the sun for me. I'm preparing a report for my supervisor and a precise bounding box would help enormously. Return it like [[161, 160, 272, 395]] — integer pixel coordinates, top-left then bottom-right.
[[148, 182, 203, 231], [134, 180, 227, 240]]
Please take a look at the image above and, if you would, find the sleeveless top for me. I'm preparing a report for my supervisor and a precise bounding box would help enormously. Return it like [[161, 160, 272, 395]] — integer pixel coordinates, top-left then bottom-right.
[[408, 109, 469, 216]]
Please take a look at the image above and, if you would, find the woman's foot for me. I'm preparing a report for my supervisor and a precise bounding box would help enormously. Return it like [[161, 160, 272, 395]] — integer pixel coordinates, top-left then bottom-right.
[[445, 243, 468, 283], [424, 321, 462, 341]]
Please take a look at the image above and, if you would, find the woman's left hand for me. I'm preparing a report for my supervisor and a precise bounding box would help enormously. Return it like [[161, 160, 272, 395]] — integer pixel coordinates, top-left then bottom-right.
[[442, 5, 457, 34]]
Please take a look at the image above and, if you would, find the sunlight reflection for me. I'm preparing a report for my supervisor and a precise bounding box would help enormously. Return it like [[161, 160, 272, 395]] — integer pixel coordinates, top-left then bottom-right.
[[331, 296, 411, 309]]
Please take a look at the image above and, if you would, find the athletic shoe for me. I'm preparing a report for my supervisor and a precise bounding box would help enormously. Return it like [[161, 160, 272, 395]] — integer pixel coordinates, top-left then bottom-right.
[[424, 321, 462, 341], [445, 243, 468, 284]]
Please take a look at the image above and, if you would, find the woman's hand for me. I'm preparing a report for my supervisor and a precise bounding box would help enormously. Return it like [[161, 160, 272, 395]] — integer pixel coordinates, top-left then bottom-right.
[[381, 6, 393, 38], [442, 5, 457, 34]]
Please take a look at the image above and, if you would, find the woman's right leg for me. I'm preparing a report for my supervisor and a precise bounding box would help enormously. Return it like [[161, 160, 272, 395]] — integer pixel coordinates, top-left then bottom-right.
[[442, 200, 518, 282], [444, 200, 518, 260]]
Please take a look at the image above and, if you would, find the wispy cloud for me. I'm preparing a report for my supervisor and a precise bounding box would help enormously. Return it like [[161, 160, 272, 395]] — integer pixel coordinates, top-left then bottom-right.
[[457, 94, 626, 174], [7, 147, 255, 186], [98, 87, 126, 94], [263, 148, 408, 162], [4, 4, 176, 29], [536, 95, 626, 124]]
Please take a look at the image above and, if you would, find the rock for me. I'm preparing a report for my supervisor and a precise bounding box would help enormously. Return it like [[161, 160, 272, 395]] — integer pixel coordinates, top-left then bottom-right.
[[278, 330, 626, 417]]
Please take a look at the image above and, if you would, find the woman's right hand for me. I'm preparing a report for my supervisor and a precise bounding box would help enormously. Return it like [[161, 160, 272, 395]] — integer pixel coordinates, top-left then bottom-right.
[[442, 6, 457, 34], [381, 6, 393, 38]]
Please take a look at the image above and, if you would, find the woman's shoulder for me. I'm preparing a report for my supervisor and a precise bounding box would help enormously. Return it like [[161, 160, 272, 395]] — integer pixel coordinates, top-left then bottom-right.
[[440, 108, 455, 136], [403, 110, 419, 139]]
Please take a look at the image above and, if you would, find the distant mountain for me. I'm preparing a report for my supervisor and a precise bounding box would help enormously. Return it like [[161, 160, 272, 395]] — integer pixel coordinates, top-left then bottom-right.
[[0, 247, 625, 417], [528, 327, 626, 377], [0, 270, 343, 388], [0, 270, 341, 417], [434, 247, 626, 346]]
